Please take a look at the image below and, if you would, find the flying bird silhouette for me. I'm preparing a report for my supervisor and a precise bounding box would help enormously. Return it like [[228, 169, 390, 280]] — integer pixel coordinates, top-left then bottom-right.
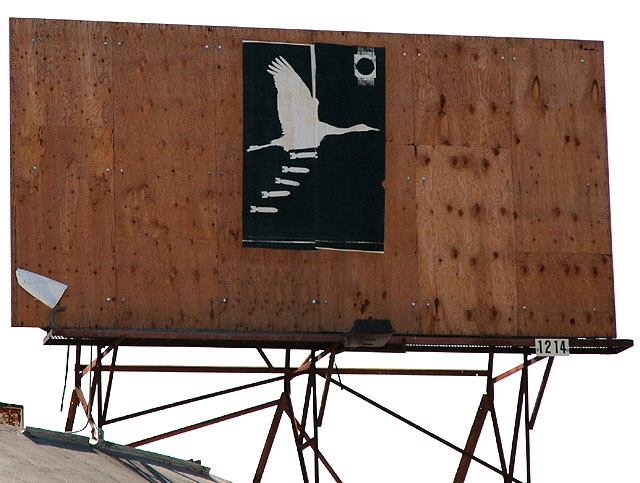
[[246, 56, 379, 153]]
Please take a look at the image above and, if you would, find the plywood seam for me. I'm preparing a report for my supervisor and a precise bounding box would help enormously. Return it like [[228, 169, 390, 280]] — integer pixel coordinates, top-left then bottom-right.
[[506, 37, 521, 336], [109, 22, 119, 328]]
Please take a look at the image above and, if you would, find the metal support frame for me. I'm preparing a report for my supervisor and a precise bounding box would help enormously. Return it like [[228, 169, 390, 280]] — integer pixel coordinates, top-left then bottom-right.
[[62, 342, 568, 482]]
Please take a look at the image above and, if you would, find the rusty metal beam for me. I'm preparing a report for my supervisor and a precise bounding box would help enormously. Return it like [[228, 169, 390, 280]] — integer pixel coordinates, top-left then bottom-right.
[[296, 343, 342, 374], [64, 345, 81, 432], [530, 357, 554, 429], [65, 390, 80, 432], [317, 350, 336, 427], [44, 328, 634, 355], [101, 346, 118, 425], [311, 355, 320, 483], [301, 371, 313, 440], [283, 392, 310, 483], [88, 365, 486, 377], [73, 386, 98, 437], [105, 375, 284, 425], [328, 377, 522, 483], [129, 399, 280, 448], [81, 341, 121, 377], [291, 415, 343, 483], [257, 348, 274, 368], [493, 356, 545, 383], [486, 354, 507, 476], [523, 355, 532, 483], [254, 395, 287, 483], [96, 346, 103, 427], [508, 369, 526, 482], [454, 394, 490, 483]]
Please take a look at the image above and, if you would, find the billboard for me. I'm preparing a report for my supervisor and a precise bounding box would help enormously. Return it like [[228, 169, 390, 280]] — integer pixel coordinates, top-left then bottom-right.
[[10, 18, 615, 339]]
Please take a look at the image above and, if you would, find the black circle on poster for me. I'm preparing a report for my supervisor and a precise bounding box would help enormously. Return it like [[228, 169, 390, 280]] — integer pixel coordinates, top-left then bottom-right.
[[356, 57, 375, 76]]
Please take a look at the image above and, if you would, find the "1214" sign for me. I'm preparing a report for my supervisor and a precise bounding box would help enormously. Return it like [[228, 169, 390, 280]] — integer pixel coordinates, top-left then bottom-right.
[[535, 338, 570, 357]]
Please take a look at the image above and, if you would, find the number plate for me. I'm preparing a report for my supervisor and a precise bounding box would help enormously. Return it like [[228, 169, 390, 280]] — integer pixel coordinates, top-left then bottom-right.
[[535, 338, 570, 356]]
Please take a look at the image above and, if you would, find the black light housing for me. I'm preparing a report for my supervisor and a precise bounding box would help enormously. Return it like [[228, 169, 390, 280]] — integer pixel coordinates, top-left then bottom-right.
[[343, 319, 394, 348]]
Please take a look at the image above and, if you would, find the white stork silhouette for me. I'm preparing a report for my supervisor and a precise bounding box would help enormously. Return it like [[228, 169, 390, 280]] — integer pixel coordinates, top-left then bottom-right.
[[247, 56, 379, 153]]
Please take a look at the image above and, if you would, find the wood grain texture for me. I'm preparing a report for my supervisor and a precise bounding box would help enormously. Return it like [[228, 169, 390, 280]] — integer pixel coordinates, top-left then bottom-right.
[[510, 38, 611, 255], [416, 145, 517, 335], [9, 18, 113, 129], [115, 237, 218, 329], [112, 23, 215, 139], [11, 126, 116, 327], [412, 35, 511, 148], [516, 253, 615, 337]]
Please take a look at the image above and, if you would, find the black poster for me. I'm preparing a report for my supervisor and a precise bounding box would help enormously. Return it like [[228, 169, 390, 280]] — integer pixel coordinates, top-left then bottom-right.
[[243, 41, 385, 252]]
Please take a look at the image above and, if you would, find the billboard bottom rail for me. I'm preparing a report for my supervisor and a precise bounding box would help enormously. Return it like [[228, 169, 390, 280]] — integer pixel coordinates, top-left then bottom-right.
[[43, 327, 633, 355]]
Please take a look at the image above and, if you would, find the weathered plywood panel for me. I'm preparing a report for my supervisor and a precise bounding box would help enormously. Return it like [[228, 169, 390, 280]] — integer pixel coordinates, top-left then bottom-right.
[[510, 38, 611, 255], [116, 238, 218, 329], [416, 145, 517, 335], [9, 18, 113, 129], [111, 23, 218, 329], [382, 144, 420, 334], [10, 19, 616, 340], [112, 23, 217, 241], [11, 126, 116, 327], [509, 39, 613, 337], [413, 35, 511, 148], [111, 23, 216, 139], [114, 137, 216, 241], [516, 253, 615, 337]]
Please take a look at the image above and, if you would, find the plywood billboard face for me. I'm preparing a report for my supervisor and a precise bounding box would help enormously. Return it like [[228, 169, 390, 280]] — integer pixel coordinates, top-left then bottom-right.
[[10, 18, 615, 339]]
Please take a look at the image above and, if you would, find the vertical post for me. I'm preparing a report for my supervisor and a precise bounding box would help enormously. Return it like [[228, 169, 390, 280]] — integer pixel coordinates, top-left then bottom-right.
[[65, 344, 81, 432], [97, 345, 103, 428], [102, 346, 118, 424], [523, 354, 532, 483], [301, 371, 313, 435], [311, 351, 319, 483], [486, 353, 507, 479], [285, 349, 291, 395]]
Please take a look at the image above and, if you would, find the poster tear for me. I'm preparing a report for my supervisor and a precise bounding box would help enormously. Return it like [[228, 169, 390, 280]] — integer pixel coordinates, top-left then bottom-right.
[[15, 268, 68, 309]]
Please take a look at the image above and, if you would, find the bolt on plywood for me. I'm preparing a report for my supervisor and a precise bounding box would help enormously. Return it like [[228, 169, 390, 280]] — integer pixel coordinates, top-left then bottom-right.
[[10, 18, 615, 339]]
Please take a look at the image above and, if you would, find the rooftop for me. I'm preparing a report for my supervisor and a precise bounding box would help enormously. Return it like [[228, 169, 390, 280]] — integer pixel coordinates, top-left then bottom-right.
[[0, 424, 231, 483]]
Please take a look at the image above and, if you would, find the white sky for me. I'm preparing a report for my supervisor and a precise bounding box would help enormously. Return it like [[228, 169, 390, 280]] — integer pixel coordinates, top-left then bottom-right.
[[1, 1, 638, 482]]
